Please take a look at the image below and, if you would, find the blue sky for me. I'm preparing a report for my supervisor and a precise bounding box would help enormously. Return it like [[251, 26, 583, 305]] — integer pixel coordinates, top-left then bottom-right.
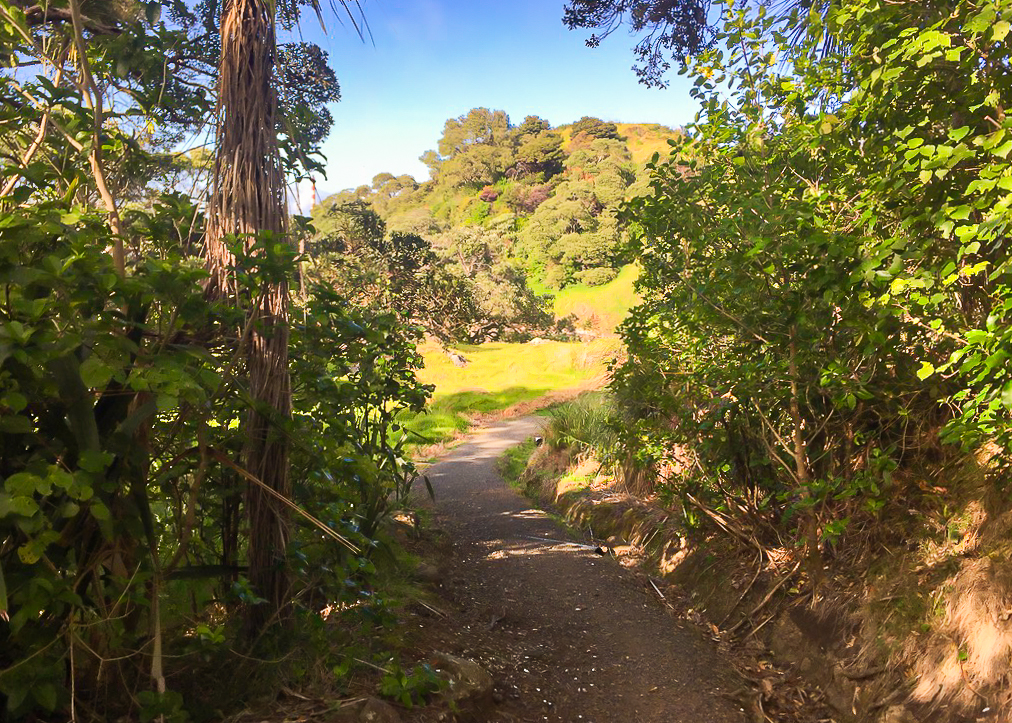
[[285, 1, 700, 206]]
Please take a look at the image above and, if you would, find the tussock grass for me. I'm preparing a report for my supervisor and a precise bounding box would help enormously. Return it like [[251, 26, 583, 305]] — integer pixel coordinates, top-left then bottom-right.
[[545, 391, 618, 457]]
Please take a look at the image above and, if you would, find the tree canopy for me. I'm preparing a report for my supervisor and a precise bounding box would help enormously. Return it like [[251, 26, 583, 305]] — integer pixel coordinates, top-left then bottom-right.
[[562, 0, 715, 87]]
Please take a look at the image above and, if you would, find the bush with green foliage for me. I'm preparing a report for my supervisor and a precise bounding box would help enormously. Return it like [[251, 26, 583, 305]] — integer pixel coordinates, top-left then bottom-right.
[[0, 4, 429, 719], [614, 0, 1012, 563]]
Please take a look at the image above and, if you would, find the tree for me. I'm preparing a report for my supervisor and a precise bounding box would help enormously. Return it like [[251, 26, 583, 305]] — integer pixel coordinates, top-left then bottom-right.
[[562, 0, 715, 87], [569, 115, 621, 140], [311, 200, 387, 253], [515, 114, 553, 136], [421, 108, 515, 189], [204, 0, 294, 632], [511, 124, 565, 179], [277, 42, 341, 164], [419, 149, 442, 179], [440, 143, 509, 188], [436, 107, 512, 157]]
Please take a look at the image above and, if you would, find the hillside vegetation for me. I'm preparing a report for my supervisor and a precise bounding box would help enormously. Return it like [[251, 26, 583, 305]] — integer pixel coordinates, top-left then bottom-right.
[[311, 114, 678, 299]]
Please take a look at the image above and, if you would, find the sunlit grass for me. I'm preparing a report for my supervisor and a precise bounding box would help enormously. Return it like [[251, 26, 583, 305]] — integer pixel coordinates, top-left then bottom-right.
[[400, 338, 618, 448], [616, 123, 681, 165], [550, 264, 640, 334], [497, 437, 537, 489]]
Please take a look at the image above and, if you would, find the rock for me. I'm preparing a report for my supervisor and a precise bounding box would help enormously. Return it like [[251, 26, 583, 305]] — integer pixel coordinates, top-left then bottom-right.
[[448, 352, 468, 367], [879, 705, 917, 723], [414, 562, 443, 585], [528, 337, 547, 345], [434, 652, 494, 717], [358, 697, 402, 723]]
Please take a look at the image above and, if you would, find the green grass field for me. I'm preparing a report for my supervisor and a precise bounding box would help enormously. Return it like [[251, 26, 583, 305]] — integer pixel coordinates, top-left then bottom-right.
[[548, 264, 640, 335], [400, 338, 619, 449], [400, 266, 638, 452]]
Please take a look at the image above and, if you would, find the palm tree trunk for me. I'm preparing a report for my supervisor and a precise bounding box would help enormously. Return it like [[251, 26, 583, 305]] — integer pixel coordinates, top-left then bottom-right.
[[205, 0, 292, 632]]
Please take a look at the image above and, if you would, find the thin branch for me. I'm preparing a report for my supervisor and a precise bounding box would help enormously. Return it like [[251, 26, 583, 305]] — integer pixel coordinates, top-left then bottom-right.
[[9, 82, 84, 152], [23, 5, 120, 35], [0, 58, 66, 198], [69, 0, 126, 276], [210, 450, 358, 553]]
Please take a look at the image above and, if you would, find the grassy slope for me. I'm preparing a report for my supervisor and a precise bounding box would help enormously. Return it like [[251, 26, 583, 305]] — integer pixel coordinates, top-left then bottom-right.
[[402, 266, 640, 449], [557, 122, 680, 165], [551, 264, 639, 334], [401, 338, 619, 448]]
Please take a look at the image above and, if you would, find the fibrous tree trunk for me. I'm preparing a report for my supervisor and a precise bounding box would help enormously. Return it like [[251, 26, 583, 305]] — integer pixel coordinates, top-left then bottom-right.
[[205, 0, 292, 632]]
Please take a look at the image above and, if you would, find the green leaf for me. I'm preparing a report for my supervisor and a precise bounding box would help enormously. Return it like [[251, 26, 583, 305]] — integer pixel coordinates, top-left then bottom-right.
[[7, 496, 39, 517], [33, 683, 57, 712], [145, 1, 161, 25], [6, 683, 28, 712], [949, 126, 970, 142], [993, 20, 1010, 42], [80, 356, 113, 389], [0, 415, 32, 434], [992, 140, 1012, 159], [2, 391, 27, 413], [5, 472, 48, 496], [917, 361, 935, 380]]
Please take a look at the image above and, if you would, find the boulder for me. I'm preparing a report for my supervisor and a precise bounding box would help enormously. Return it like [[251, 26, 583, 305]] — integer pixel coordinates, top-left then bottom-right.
[[434, 652, 494, 717]]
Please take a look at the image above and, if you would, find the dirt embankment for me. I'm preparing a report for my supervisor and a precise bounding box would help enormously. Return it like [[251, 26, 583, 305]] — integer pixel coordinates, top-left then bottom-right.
[[515, 443, 1012, 723]]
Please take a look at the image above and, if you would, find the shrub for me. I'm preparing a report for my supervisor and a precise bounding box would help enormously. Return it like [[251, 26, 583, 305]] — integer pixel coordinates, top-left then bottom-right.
[[574, 267, 618, 287], [504, 183, 553, 214]]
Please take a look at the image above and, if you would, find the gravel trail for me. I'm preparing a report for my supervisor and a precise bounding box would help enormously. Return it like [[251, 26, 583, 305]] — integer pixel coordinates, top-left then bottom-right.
[[419, 416, 746, 723]]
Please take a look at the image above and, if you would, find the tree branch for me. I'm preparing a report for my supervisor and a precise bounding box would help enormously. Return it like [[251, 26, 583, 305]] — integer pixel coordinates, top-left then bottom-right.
[[69, 0, 126, 276]]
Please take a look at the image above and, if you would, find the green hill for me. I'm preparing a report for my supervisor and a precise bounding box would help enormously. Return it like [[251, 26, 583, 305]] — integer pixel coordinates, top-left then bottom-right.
[[311, 112, 677, 294]]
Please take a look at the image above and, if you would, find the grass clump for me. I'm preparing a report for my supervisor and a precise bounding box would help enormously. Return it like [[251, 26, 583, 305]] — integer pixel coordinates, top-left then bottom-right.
[[545, 391, 619, 459], [498, 437, 538, 489]]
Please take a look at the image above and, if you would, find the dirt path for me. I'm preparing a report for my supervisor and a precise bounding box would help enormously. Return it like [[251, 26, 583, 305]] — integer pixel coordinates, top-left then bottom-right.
[[417, 416, 746, 723]]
